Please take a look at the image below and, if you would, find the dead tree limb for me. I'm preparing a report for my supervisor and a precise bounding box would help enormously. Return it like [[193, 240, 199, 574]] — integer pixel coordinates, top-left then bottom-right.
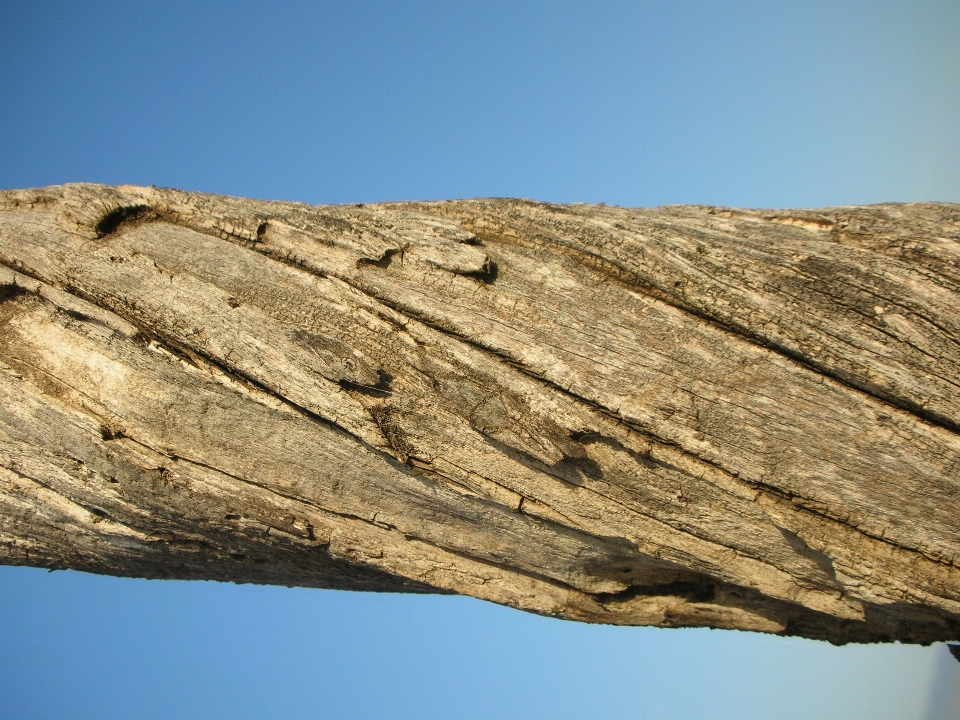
[[1, 184, 958, 644]]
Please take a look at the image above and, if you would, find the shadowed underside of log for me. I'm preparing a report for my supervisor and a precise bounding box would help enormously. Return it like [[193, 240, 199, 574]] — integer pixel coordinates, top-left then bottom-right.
[[1, 184, 958, 644]]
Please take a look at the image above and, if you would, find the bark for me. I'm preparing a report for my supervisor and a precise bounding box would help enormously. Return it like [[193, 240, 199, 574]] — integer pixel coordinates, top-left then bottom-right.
[[1, 184, 959, 644]]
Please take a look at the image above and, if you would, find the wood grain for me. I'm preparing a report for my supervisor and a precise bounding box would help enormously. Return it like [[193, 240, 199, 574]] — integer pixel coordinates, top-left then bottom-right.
[[1, 184, 958, 643]]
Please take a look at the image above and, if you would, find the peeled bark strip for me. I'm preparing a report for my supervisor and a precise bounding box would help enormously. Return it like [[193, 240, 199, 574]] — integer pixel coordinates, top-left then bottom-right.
[[1, 184, 959, 644]]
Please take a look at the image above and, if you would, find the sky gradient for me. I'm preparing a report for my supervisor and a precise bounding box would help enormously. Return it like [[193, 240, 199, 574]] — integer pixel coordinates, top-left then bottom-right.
[[1, 1, 959, 718]]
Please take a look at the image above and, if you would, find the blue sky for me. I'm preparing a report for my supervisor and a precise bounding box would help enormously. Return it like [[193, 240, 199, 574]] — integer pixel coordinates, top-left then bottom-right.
[[1, 2, 959, 718], [3, 1, 958, 207]]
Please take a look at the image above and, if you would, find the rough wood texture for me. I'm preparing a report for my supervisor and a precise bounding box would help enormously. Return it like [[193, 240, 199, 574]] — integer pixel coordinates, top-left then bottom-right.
[[1, 184, 959, 644]]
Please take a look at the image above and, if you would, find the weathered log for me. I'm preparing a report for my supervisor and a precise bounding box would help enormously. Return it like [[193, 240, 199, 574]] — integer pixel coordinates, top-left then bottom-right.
[[1, 184, 958, 644]]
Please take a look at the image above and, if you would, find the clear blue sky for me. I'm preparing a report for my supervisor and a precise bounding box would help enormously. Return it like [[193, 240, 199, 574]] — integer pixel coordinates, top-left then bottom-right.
[[1, 2, 958, 718]]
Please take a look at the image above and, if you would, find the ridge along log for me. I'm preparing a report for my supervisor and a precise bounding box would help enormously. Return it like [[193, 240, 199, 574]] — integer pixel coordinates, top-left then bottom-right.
[[1, 184, 959, 644]]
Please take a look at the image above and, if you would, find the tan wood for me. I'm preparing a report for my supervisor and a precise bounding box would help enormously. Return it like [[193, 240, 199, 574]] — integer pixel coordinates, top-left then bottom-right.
[[1, 184, 958, 643]]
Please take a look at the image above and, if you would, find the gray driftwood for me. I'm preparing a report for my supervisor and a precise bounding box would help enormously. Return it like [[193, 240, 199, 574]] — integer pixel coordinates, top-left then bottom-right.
[[1, 184, 959, 644]]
